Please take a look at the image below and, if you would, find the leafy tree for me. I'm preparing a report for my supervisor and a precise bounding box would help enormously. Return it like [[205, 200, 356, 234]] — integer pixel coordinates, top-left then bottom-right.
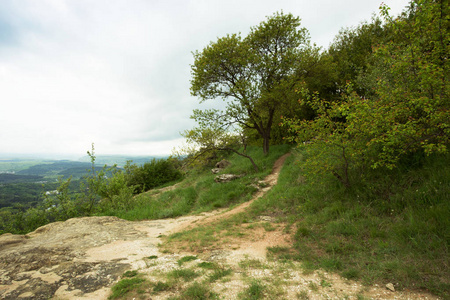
[[126, 158, 183, 193], [284, 0, 449, 185], [180, 109, 259, 171], [190, 12, 310, 154], [328, 17, 387, 95]]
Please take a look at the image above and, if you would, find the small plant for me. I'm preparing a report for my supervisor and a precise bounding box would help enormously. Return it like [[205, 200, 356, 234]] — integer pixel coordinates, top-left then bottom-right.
[[167, 268, 199, 282], [297, 290, 309, 299], [320, 279, 331, 287], [342, 268, 360, 280], [239, 280, 265, 300], [122, 270, 138, 278], [238, 258, 266, 269], [262, 222, 276, 231], [197, 261, 217, 269], [308, 281, 318, 292], [109, 276, 146, 299], [177, 255, 198, 266], [153, 281, 171, 293], [147, 255, 158, 259], [207, 267, 233, 283], [179, 282, 218, 299]]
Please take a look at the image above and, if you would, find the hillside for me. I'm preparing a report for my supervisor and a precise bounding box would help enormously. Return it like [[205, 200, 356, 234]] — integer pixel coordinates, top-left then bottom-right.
[[0, 148, 447, 299]]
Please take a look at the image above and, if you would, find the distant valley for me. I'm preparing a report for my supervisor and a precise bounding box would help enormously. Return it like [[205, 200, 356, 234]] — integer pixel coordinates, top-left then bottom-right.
[[0, 155, 164, 209]]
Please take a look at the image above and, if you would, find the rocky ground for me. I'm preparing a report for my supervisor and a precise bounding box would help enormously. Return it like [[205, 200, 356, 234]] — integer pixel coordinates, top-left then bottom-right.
[[0, 154, 441, 299]]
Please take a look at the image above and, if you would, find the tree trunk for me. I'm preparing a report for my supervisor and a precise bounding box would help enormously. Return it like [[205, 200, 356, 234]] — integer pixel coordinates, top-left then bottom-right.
[[262, 135, 270, 155]]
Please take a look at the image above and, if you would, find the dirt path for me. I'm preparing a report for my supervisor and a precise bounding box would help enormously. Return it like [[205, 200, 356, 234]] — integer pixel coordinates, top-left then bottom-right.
[[0, 153, 440, 299]]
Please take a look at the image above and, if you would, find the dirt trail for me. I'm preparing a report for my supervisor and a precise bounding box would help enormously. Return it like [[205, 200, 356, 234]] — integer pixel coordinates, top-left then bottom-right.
[[0, 153, 440, 299]]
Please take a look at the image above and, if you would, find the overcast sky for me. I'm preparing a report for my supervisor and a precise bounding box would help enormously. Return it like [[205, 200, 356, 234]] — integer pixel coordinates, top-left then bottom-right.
[[0, 0, 410, 158]]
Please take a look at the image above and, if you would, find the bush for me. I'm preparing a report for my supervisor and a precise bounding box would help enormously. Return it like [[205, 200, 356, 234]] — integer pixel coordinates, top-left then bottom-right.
[[126, 158, 182, 193]]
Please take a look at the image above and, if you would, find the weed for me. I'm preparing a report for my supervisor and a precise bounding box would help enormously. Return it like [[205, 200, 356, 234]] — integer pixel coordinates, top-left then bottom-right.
[[297, 290, 309, 299], [152, 281, 171, 293], [197, 261, 217, 269], [178, 282, 219, 299], [239, 280, 265, 300], [167, 268, 199, 282], [177, 255, 198, 266], [308, 281, 318, 292], [238, 258, 267, 269], [109, 276, 146, 299], [320, 279, 331, 287], [342, 268, 360, 280], [122, 270, 138, 278], [207, 267, 233, 283], [262, 222, 276, 231]]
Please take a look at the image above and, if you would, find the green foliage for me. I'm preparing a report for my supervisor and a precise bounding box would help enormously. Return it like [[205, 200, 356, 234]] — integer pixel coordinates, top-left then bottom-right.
[[167, 268, 199, 282], [284, 0, 449, 186], [252, 150, 450, 297], [177, 255, 198, 266], [126, 157, 182, 193], [190, 11, 310, 154], [109, 145, 290, 222], [109, 275, 146, 299], [180, 109, 259, 171], [239, 280, 265, 300], [177, 282, 219, 300]]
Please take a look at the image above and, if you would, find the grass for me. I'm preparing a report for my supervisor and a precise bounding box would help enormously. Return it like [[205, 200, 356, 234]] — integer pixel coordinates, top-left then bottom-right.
[[175, 282, 219, 300], [107, 145, 449, 299], [102, 144, 291, 221], [167, 268, 200, 282], [108, 271, 147, 299], [177, 255, 198, 266], [207, 267, 233, 283], [239, 280, 265, 300], [249, 150, 450, 298]]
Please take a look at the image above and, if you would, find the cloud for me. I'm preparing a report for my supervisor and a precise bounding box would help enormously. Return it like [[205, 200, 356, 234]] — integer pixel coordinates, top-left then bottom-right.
[[0, 0, 410, 157]]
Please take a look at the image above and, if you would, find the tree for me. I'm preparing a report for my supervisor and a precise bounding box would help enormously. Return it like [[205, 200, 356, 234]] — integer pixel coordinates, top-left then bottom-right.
[[190, 12, 310, 154], [283, 0, 449, 186], [180, 109, 259, 171]]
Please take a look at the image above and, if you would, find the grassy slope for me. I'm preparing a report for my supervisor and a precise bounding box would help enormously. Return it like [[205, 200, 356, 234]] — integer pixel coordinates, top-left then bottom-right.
[[107, 144, 449, 298], [102, 144, 292, 221], [250, 150, 450, 298]]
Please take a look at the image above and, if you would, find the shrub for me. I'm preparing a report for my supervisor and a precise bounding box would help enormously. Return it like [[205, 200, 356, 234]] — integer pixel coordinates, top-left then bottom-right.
[[126, 158, 182, 193]]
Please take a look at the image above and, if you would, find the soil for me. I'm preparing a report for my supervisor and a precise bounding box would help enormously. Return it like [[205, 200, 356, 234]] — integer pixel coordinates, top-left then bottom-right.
[[0, 153, 441, 299]]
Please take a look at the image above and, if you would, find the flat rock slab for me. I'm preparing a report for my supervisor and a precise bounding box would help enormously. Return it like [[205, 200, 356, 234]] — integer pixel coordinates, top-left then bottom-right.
[[0, 215, 199, 299]]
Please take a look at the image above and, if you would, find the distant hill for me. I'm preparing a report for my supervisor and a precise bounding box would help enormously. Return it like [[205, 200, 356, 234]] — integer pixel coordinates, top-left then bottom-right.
[[77, 155, 167, 167], [17, 161, 93, 177], [0, 173, 44, 184]]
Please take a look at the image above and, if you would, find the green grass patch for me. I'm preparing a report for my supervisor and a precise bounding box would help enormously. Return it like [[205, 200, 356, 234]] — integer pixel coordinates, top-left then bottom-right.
[[239, 280, 265, 300], [109, 275, 146, 299], [177, 255, 198, 266], [176, 282, 219, 300], [207, 267, 233, 283], [102, 145, 291, 221], [251, 150, 450, 298], [167, 268, 200, 282], [152, 281, 171, 293]]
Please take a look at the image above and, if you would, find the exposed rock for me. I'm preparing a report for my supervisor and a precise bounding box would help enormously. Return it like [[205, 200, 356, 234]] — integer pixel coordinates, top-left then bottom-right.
[[0, 233, 27, 249], [0, 217, 144, 300], [214, 174, 243, 183], [259, 216, 274, 222], [386, 282, 395, 292], [211, 168, 221, 174], [215, 159, 231, 169]]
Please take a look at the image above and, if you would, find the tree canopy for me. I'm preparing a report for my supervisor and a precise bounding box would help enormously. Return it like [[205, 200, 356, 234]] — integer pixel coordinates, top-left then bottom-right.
[[190, 12, 310, 154]]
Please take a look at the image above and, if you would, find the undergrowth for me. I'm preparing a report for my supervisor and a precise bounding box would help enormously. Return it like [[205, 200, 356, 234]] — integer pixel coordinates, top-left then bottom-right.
[[252, 150, 450, 298], [108, 144, 448, 298], [101, 144, 291, 221]]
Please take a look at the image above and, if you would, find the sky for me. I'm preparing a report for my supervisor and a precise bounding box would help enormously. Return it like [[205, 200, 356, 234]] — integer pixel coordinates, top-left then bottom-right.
[[0, 0, 410, 159]]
